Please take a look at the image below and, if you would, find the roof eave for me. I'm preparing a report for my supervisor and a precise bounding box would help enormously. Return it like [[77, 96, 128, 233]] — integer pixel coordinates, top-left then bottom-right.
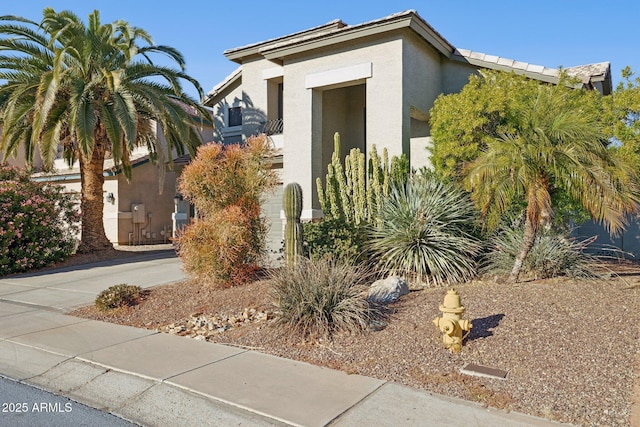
[[261, 11, 454, 61], [261, 20, 408, 60], [408, 13, 453, 58], [586, 68, 610, 84], [203, 67, 242, 106], [31, 155, 152, 181], [224, 19, 346, 63], [225, 51, 260, 65]]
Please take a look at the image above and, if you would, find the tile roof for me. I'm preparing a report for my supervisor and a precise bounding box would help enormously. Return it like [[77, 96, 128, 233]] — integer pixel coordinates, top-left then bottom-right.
[[454, 48, 610, 87], [454, 48, 561, 81], [259, 10, 431, 52], [203, 66, 241, 105], [225, 10, 454, 62], [224, 20, 346, 60], [33, 147, 153, 178], [214, 10, 611, 95], [565, 62, 611, 82]]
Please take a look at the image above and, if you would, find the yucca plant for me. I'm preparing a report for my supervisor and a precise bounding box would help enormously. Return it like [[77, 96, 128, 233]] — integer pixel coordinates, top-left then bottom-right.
[[369, 176, 481, 286], [269, 257, 377, 339], [483, 227, 600, 280]]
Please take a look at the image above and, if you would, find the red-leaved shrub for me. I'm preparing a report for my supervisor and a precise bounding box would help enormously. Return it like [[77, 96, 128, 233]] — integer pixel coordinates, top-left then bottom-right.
[[176, 135, 276, 286]]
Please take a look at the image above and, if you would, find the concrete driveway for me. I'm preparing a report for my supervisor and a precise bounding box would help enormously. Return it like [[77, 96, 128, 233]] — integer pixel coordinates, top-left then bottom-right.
[[0, 249, 185, 311]]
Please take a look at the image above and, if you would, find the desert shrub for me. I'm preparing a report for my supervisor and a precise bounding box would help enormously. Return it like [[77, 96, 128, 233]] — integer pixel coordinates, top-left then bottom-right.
[[269, 257, 376, 339], [369, 176, 481, 286], [303, 218, 368, 263], [178, 135, 276, 214], [483, 227, 599, 280], [0, 164, 79, 276], [95, 284, 144, 311], [177, 205, 266, 286], [176, 135, 276, 286]]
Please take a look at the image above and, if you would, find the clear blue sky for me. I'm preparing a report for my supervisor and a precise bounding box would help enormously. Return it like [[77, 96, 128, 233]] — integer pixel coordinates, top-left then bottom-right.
[[4, 1, 638, 100]]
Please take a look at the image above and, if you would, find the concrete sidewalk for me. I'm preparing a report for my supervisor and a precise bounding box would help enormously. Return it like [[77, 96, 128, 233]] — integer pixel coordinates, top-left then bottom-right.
[[0, 249, 571, 426]]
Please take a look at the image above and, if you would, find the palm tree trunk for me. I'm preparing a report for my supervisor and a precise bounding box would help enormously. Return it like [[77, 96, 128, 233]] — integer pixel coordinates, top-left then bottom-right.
[[77, 139, 113, 253], [508, 212, 538, 283]]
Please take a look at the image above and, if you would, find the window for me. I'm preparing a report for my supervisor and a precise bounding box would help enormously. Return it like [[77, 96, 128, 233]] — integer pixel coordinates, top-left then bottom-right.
[[228, 106, 242, 127]]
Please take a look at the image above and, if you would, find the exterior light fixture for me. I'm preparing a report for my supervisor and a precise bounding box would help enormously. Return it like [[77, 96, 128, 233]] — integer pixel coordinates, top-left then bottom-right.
[[173, 194, 183, 206], [105, 192, 115, 204]]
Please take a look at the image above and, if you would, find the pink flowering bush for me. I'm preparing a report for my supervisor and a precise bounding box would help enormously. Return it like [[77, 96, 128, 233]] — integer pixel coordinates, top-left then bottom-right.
[[0, 164, 80, 275]]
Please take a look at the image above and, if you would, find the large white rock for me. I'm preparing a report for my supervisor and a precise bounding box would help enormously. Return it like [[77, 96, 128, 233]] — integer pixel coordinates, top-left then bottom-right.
[[367, 276, 409, 304]]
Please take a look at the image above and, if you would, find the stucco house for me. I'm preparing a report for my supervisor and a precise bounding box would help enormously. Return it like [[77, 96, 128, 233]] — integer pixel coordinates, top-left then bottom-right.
[[204, 9, 612, 256], [3, 117, 214, 247]]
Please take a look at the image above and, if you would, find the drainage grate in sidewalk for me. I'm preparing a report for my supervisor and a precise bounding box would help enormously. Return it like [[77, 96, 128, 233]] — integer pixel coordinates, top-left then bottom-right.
[[460, 363, 508, 380]]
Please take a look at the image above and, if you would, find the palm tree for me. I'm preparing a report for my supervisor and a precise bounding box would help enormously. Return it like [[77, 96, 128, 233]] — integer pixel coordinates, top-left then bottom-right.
[[0, 8, 208, 252], [465, 82, 640, 282]]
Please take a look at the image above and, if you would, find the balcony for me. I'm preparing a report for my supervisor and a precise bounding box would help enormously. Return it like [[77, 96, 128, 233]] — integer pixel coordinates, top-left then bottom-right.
[[261, 118, 284, 136]]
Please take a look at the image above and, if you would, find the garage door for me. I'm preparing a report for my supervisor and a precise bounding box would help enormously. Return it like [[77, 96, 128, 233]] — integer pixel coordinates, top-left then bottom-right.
[[262, 183, 284, 265]]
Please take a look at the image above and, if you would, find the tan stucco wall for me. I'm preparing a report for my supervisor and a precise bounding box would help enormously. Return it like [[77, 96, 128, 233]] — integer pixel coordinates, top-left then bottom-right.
[[402, 32, 444, 111], [282, 34, 405, 212], [115, 162, 176, 245], [410, 136, 433, 170], [3, 143, 46, 170], [262, 169, 284, 265], [321, 84, 366, 172], [441, 59, 481, 95], [42, 177, 120, 244], [402, 32, 443, 170], [102, 178, 120, 243], [210, 77, 245, 144], [240, 59, 273, 138], [47, 167, 175, 246]]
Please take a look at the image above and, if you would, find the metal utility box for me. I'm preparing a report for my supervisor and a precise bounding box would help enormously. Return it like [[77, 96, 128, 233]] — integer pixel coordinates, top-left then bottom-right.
[[131, 204, 146, 223]]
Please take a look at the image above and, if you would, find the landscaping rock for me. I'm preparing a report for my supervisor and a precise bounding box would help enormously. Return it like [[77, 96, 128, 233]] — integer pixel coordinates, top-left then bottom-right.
[[367, 276, 409, 304], [160, 308, 274, 340]]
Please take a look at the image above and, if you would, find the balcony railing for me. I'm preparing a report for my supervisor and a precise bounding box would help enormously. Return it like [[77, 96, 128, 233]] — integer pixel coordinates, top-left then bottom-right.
[[261, 118, 284, 135]]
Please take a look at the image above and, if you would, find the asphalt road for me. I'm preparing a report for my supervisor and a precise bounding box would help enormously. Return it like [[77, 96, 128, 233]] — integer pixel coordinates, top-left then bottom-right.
[[0, 376, 136, 427]]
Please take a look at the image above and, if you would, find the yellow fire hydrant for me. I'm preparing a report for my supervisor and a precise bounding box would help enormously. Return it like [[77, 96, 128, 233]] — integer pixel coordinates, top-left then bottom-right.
[[433, 289, 472, 353]]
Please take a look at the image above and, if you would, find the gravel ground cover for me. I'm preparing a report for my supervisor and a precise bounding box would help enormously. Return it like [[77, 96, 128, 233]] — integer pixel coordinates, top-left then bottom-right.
[[69, 254, 640, 427]]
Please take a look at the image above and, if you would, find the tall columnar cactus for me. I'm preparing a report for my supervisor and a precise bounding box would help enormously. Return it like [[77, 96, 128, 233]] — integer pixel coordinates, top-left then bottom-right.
[[368, 145, 384, 223], [317, 133, 405, 226], [352, 149, 366, 224], [382, 148, 390, 197], [317, 133, 343, 220], [284, 182, 304, 266], [390, 153, 410, 188]]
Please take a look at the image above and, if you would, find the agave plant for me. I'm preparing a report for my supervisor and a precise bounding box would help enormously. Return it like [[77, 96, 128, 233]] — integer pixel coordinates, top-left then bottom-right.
[[369, 176, 481, 286]]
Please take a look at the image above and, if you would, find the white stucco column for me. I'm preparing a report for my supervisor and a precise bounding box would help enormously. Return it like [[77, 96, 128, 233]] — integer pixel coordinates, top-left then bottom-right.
[[172, 198, 189, 238]]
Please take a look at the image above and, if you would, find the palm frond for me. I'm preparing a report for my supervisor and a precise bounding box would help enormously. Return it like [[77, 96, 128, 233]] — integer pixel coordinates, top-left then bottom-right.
[[0, 8, 204, 207], [111, 88, 137, 146]]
